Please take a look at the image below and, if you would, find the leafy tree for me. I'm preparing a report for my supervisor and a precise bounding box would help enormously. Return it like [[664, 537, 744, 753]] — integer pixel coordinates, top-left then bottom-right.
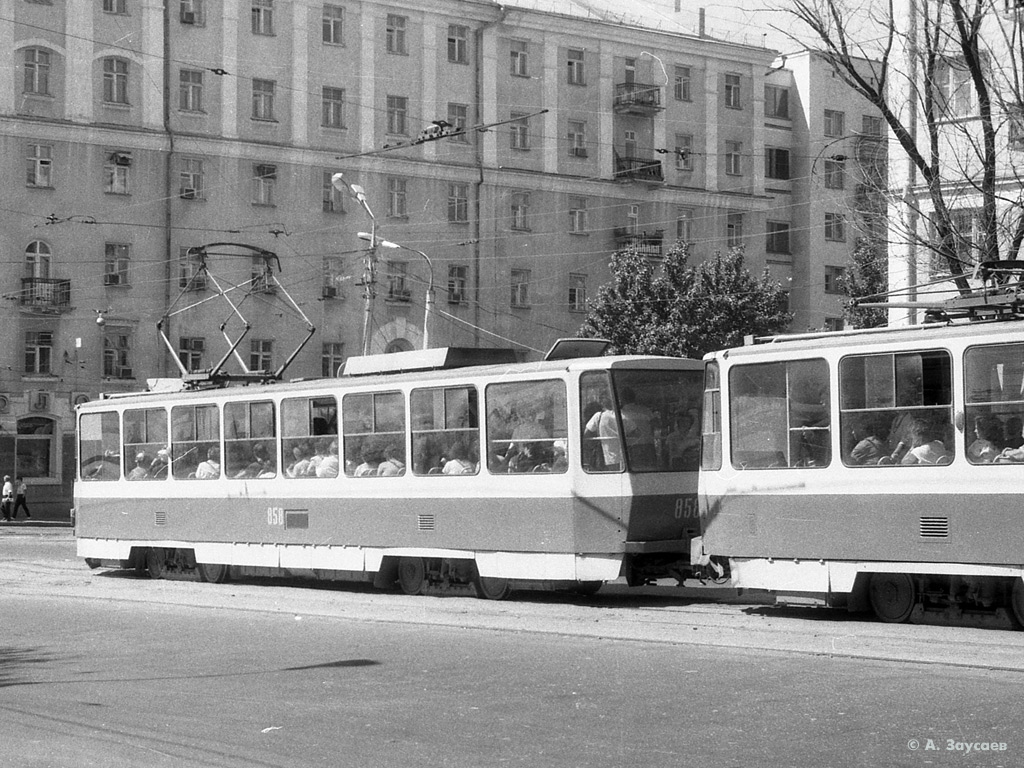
[[841, 237, 889, 329], [578, 243, 792, 358]]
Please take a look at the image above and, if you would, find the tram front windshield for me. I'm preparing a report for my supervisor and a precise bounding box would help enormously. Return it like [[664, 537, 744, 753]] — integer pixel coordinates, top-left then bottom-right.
[[580, 369, 703, 473]]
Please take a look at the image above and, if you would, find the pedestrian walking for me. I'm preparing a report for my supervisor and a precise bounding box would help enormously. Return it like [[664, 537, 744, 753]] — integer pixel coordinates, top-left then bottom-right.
[[11, 477, 30, 520], [1, 475, 12, 522]]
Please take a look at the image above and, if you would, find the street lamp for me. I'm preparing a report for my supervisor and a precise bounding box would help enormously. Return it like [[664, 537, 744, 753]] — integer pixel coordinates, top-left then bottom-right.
[[332, 172, 377, 355], [359, 233, 434, 350]]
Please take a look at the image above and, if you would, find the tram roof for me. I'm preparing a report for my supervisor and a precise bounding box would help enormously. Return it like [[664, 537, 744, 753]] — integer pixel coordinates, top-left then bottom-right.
[[82, 353, 700, 408], [706, 317, 1024, 361]]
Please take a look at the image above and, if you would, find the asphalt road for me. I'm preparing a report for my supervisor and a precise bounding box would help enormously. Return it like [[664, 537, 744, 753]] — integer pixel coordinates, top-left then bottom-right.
[[2, 530, 1022, 768]]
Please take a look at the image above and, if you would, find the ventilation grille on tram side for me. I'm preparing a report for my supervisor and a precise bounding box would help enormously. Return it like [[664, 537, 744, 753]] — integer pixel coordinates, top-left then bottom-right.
[[919, 516, 949, 539], [154, 510, 167, 527], [417, 514, 435, 531]]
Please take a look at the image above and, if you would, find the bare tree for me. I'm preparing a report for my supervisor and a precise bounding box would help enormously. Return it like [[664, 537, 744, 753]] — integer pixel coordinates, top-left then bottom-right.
[[786, 0, 1024, 296]]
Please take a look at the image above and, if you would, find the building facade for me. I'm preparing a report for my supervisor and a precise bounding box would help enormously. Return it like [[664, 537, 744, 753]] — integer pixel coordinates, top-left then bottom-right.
[[0, 0, 875, 515]]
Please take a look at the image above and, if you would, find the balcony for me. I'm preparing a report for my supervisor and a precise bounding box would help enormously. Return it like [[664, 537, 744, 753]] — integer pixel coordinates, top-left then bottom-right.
[[20, 278, 71, 313], [613, 83, 663, 115], [613, 155, 664, 183], [614, 228, 665, 257]]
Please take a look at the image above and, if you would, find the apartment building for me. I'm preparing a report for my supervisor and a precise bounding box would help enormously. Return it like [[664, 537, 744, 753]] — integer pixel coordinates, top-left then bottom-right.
[[0, 0, 875, 514]]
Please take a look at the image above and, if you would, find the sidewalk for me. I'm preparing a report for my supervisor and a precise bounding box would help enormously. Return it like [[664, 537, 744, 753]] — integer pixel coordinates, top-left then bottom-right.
[[0, 518, 72, 532]]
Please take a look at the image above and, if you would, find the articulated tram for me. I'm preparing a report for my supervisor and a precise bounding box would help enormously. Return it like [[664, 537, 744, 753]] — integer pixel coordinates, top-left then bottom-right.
[[696, 318, 1024, 628], [75, 346, 704, 598]]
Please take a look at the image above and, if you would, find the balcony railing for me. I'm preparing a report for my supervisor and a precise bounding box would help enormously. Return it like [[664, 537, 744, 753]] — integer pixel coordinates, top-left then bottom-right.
[[614, 228, 665, 257], [20, 278, 71, 312], [613, 83, 663, 114], [614, 155, 664, 183]]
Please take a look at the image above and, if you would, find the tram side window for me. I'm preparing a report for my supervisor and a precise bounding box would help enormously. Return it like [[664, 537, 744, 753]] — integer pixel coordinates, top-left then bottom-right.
[[839, 350, 953, 466], [341, 391, 404, 477], [701, 362, 723, 471], [729, 359, 830, 469], [224, 400, 276, 478], [411, 386, 479, 475], [964, 343, 1024, 464], [283, 396, 340, 477], [79, 411, 121, 481], [123, 408, 170, 480], [613, 369, 703, 472], [486, 379, 568, 473], [171, 404, 220, 480], [580, 371, 622, 472]]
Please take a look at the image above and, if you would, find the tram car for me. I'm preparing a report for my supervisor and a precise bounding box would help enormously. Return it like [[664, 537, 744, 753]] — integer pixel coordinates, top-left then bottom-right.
[[696, 317, 1024, 628], [75, 343, 704, 599]]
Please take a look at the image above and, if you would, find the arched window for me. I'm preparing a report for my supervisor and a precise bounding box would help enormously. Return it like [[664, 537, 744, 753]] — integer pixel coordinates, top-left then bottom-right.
[[25, 241, 51, 279], [16, 416, 56, 479]]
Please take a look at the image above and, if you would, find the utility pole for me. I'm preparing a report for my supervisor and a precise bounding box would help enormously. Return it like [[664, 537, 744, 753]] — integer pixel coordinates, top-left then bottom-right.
[[332, 173, 377, 355]]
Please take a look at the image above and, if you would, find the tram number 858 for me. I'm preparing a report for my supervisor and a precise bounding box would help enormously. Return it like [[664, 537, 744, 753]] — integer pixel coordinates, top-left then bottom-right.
[[267, 506, 285, 526], [674, 496, 699, 520]]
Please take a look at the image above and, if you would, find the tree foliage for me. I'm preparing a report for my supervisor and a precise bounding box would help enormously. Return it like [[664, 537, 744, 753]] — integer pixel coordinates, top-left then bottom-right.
[[578, 243, 792, 359], [841, 237, 889, 329]]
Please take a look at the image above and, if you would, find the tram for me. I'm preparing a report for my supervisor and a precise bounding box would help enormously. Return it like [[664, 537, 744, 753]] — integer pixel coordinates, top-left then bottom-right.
[[696, 314, 1024, 628], [74, 343, 704, 599]]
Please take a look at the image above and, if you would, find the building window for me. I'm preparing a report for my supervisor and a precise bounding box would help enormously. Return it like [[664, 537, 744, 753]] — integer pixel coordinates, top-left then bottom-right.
[[26, 144, 52, 188], [825, 212, 846, 242], [567, 48, 585, 85], [322, 170, 344, 213], [568, 273, 587, 312], [179, 246, 207, 290], [447, 103, 468, 142], [510, 191, 530, 230], [253, 163, 276, 205], [102, 58, 129, 104], [25, 331, 53, 375], [104, 152, 131, 194], [824, 109, 845, 137], [725, 140, 742, 175], [676, 207, 693, 242], [252, 0, 274, 35], [103, 0, 127, 14], [103, 329, 133, 379], [724, 73, 741, 109], [250, 339, 273, 371], [448, 182, 469, 223], [765, 85, 790, 119], [448, 265, 468, 304], [252, 79, 275, 120], [510, 40, 528, 77], [765, 147, 790, 180], [179, 69, 203, 112], [766, 221, 791, 254], [104, 243, 131, 286], [862, 114, 883, 136], [251, 255, 275, 294], [179, 157, 203, 199], [386, 177, 407, 218], [322, 342, 345, 377], [386, 14, 407, 54], [23, 48, 50, 95], [726, 212, 743, 247], [323, 4, 343, 44], [25, 241, 51, 279], [568, 121, 587, 157], [386, 261, 409, 301], [824, 265, 847, 294], [178, 337, 205, 372], [675, 134, 693, 170], [386, 95, 408, 135], [936, 57, 974, 117], [180, 0, 204, 25], [569, 197, 587, 233], [510, 113, 530, 150], [322, 86, 345, 128], [823, 158, 845, 189], [511, 269, 530, 307], [626, 203, 640, 234], [16, 417, 55, 480], [674, 65, 691, 101], [448, 24, 468, 64], [322, 256, 345, 298]]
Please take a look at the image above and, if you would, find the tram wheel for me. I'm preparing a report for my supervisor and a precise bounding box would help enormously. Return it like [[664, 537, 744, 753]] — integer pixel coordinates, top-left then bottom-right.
[[397, 557, 426, 595], [474, 576, 511, 601], [197, 562, 230, 584], [569, 581, 602, 597], [1010, 578, 1024, 629], [868, 573, 916, 623], [145, 548, 167, 580]]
